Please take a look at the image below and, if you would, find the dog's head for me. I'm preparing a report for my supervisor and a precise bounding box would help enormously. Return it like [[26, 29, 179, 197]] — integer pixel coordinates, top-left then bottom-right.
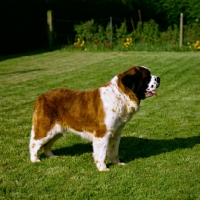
[[119, 66, 160, 100]]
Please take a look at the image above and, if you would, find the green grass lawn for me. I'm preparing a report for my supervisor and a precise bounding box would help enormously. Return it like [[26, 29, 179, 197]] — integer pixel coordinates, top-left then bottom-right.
[[0, 51, 200, 199]]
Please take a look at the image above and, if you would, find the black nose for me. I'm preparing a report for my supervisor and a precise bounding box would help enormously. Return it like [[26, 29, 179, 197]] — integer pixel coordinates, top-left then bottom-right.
[[157, 77, 160, 87]]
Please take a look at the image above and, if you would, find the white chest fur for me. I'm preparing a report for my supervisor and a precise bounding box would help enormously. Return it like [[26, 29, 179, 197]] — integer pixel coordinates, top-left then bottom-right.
[[100, 76, 138, 132]]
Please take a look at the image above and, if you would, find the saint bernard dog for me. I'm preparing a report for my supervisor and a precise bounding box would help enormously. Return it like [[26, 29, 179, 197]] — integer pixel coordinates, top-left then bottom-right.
[[29, 66, 160, 171]]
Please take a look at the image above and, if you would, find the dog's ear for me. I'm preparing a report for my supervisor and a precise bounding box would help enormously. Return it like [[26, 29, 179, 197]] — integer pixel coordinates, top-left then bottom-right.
[[121, 71, 142, 92]]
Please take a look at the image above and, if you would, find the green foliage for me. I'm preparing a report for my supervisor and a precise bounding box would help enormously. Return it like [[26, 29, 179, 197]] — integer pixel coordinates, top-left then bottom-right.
[[158, 24, 179, 50], [153, 0, 200, 25], [166, 24, 179, 43], [184, 22, 200, 42], [74, 20, 113, 49], [74, 19, 97, 43], [127, 21, 143, 43], [142, 19, 160, 44], [72, 18, 200, 51], [94, 25, 105, 43], [116, 22, 127, 39], [105, 22, 112, 41]]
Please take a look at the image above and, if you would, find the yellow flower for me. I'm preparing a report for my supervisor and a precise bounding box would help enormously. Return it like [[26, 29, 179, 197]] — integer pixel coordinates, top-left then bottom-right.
[[74, 38, 85, 47], [124, 40, 132, 47]]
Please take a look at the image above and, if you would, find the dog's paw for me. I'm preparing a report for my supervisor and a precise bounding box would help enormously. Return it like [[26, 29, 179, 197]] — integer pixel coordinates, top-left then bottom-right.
[[96, 162, 110, 171], [30, 158, 41, 163], [117, 162, 125, 165], [99, 168, 110, 172]]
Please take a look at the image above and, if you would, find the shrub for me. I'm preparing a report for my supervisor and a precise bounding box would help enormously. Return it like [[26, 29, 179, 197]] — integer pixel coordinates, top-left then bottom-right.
[[142, 19, 160, 44], [74, 19, 97, 43], [72, 18, 200, 51], [116, 22, 127, 40], [184, 22, 200, 42]]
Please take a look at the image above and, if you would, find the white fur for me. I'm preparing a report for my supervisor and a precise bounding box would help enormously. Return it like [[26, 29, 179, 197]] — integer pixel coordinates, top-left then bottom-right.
[[146, 75, 159, 91], [29, 124, 63, 162], [95, 76, 139, 170], [101, 76, 138, 132], [66, 127, 94, 142], [29, 124, 95, 161], [141, 66, 150, 71], [93, 136, 110, 171]]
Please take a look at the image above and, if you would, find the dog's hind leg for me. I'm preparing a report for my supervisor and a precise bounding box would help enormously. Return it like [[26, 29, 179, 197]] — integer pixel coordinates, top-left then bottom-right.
[[29, 127, 44, 162], [29, 124, 62, 162], [43, 133, 63, 157]]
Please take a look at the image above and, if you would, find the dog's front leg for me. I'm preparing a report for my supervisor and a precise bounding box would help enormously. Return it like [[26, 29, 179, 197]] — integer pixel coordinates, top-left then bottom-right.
[[107, 126, 125, 165], [92, 136, 109, 171]]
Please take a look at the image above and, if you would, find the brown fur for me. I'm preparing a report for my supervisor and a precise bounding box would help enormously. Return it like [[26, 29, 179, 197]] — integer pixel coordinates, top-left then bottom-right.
[[117, 67, 140, 104], [33, 88, 107, 140]]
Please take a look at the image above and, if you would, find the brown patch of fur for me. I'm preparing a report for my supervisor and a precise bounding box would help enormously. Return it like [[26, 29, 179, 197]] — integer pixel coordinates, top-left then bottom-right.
[[33, 88, 106, 140], [117, 66, 140, 105], [103, 81, 110, 87]]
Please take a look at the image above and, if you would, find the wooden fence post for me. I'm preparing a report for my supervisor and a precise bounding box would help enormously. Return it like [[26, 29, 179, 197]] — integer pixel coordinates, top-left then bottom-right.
[[130, 17, 135, 31], [47, 10, 54, 50], [180, 13, 183, 48], [110, 16, 112, 48], [138, 10, 142, 22]]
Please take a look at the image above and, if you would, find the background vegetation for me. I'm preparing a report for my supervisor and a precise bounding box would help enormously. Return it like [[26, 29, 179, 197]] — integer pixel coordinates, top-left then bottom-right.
[[72, 19, 200, 51], [0, 51, 200, 199], [1, 0, 200, 54]]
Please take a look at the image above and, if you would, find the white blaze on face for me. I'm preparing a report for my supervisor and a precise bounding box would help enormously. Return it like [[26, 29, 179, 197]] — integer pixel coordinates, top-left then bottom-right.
[[146, 75, 158, 92], [145, 75, 159, 97]]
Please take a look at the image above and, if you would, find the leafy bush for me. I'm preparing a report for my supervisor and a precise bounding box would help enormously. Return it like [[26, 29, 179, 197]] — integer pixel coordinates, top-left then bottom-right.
[[72, 18, 200, 51], [74, 19, 97, 43], [94, 25, 105, 43], [184, 22, 200, 43], [142, 19, 160, 44], [116, 22, 127, 40], [166, 24, 179, 43]]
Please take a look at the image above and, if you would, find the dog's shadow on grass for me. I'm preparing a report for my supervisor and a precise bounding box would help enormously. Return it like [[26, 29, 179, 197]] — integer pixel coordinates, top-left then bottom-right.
[[53, 136, 200, 162], [120, 136, 200, 162], [53, 143, 92, 157]]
